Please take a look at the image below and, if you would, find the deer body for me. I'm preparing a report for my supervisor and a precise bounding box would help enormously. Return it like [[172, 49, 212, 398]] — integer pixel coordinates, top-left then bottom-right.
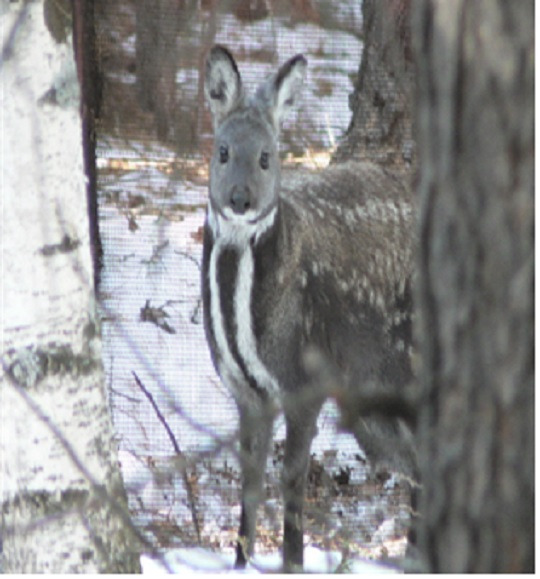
[[202, 46, 416, 571]]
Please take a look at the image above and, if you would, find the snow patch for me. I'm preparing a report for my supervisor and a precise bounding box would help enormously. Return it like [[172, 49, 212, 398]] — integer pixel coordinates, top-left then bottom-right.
[[141, 546, 400, 574]]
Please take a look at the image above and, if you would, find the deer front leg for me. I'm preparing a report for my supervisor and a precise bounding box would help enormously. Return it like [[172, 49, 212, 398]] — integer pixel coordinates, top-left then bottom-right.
[[235, 402, 274, 569], [281, 405, 320, 572]]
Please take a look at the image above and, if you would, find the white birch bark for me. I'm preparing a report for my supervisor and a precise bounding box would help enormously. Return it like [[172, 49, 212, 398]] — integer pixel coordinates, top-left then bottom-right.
[[1, 2, 140, 572]]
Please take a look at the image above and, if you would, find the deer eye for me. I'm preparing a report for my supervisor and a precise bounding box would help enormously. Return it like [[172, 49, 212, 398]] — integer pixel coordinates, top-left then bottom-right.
[[259, 151, 270, 170], [219, 145, 229, 164]]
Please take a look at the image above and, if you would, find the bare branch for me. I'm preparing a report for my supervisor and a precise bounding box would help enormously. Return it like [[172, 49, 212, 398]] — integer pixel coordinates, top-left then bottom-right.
[[0, 2, 30, 72], [132, 370, 202, 544]]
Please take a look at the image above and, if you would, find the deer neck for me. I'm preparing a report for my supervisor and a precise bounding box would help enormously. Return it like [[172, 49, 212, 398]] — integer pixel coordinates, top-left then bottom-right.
[[204, 200, 285, 403]]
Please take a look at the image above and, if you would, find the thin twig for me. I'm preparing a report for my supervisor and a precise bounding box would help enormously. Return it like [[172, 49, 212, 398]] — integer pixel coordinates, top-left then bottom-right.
[[132, 371, 202, 544], [0, 2, 30, 72]]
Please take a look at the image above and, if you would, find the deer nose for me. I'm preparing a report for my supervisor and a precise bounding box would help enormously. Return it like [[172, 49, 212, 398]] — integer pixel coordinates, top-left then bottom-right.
[[230, 187, 251, 215]]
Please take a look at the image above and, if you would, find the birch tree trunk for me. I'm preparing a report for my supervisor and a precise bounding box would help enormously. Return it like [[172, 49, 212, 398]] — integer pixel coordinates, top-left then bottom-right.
[[413, 1, 534, 572], [1, 2, 141, 572]]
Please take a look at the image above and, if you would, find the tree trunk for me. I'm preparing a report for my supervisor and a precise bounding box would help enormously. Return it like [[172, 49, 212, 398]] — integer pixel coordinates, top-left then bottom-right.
[[73, 0, 103, 289], [1, 2, 141, 572], [332, 0, 415, 174], [134, 0, 199, 149], [413, 0, 534, 572]]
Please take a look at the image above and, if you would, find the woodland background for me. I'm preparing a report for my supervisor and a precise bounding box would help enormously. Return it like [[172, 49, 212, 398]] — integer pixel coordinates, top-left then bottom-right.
[[1, 0, 533, 573]]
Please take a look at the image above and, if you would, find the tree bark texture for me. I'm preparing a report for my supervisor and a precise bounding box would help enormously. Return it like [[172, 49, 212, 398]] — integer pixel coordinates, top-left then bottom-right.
[[73, 0, 103, 289], [413, 1, 534, 572], [332, 0, 415, 174], [134, 0, 200, 148], [1, 2, 141, 572]]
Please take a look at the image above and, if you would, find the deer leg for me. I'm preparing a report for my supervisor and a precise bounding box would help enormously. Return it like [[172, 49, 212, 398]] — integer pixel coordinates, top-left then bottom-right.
[[281, 405, 320, 572], [235, 403, 273, 569]]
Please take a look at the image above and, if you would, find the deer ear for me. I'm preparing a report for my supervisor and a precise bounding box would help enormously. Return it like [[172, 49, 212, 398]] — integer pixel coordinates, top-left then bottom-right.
[[205, 46, 244, 129], [255, 54, 307, 130]]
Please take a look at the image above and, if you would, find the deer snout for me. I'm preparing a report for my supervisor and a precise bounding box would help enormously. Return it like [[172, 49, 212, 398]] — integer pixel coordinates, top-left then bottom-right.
[[230, 186, 251, 215]]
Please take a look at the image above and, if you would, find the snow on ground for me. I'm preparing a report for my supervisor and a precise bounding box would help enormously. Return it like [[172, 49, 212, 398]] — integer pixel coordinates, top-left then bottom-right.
[[140, 546, 400, 575]]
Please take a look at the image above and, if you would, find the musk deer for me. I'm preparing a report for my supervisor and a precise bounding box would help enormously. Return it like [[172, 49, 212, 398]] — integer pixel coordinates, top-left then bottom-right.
[[202, 45, 417, 571]]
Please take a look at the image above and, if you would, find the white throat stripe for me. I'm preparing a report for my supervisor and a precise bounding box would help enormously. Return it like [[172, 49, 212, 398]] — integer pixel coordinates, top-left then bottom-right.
[[235, 247, 280, 396], [208, 241, 245, 390], [208, 237, 280, 400], [208, 205, 277, 247]]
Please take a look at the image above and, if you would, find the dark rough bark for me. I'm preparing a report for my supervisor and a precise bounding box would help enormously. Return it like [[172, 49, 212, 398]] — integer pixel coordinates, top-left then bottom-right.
[[135, 0, 200, 149], [332, 0, 415, 174], [135, 0, 181, 141], [413, 1, 534, 572], [73, 0, 102, 289]]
